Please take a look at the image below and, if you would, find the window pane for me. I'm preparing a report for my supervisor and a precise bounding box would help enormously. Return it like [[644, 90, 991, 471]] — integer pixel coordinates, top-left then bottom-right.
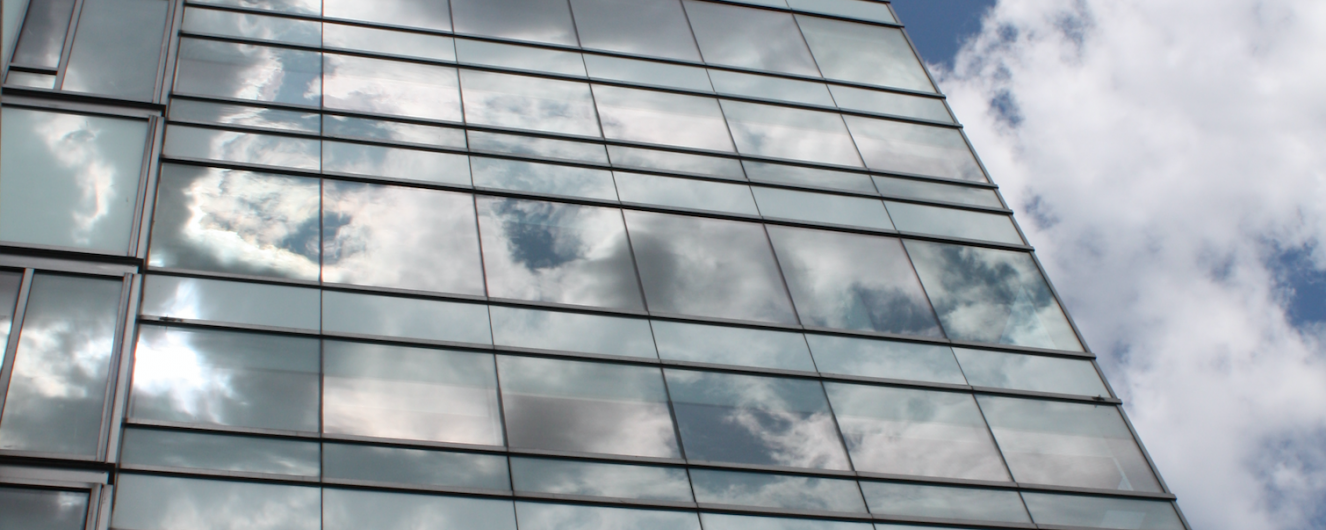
[[323, 341, 502, 446], [498, 356, 679, 458], [324, 443, 511, 490], [953, 348, 1110, 397], [614, 172, 758, 216], [140, 275, 320, 330], [323, 181, 486, 296], [451, 0, 577, 46], [129, 326, 320, 431], [180, 7, 320, 47], [324, 489, 515, 530], [608, 146, 744, 180], [149, 165, 320, 280], [10, 0, 76, 68], [324, 24, 455, 62], [322, 290, 493, 345], [976, 396, 1162, 492], [174, 39, 320, 106], [323, 141, 472, 186], [0, 486, 88, 530], [785, 0, 896, 24], [700, 513, 870, 530], [829, 85, 953, 123], [120, 428, 320, 476], [872, 176, 1002, 208], [709, 70, 835, 107], [462, 70, 600, 136], [753, 188, 890, 230], [665, 369, 851, 470], [5, 70, 56, 88], [683, 0, 819, 76], [886, 201, 1023, 245], [0, 108, 147, 253], [62, 0, 168, 100], [490, 306, 658, 359], [904, 241, 1083, 351], [324, 116, 466, 149], [477, 197, 644, 311], [825, 382, 1009, 481], [324, 54, 461, 122], [768, 226, 942, 336], [163, 125, 320, 170], [0, 274, 120, 455], [170, 100, 320, 133], [1021, 493, 1184, 530], [191, 0, 318, 15], [112, 474, 320, 530], [743, 161, 876, 195], [569, 0, 699, 61], [859, 481, 1030, 524], [805, 334, 966, 385], [515, 502, 701, 530], [469, 131, 608, 165], [323, 0, 451, 32], [844, 116, 985, 182], [652, 320, 815, 372], [471, 157, 617, 201], [583, 55, 713, 92], [456, 39, 585, 77], [0, 272, 21, 348], [722, 101, 862, 166], [510, 457, 693, 501], [690, 468, 866, 512], [797, 16, 932, 92], [594, 85, 734, 152], [625, 211, 797, 325]]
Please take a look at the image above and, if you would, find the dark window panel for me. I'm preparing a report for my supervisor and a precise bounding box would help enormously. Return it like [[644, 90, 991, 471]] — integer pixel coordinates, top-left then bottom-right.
[[119, 428, 320, 476], [111, 474, 320, 530], [471, 157, 617, 201], [455, 39, 585, 77], [324, 24, 455, 62], [515, 502, 702, 530], [324, 54, 461, 123], [805, 334, 967, 385], [742, 161, 877, 195], [461, 70, 601, 137], [323, 0, 452, 32], [4, 70, 56, 87], [324, 489, 516, 530], [190, 0, 319, 15], [753, 187, 890, 230], [797, 16, 933, 92], [614, 172, 759, 216], [170, 100, 321, 133], [174, 39, 321, 107], [323, 443, 511, 491], [885, 201, 1024, 245], [9, 0, 76, 68], [682, 0, 820, 77], [510, 457, 693, 501], [859, 481, 1031, 524], [324, 116, 466, 149], [721, 101, 863, 167], [872, 175, 1003, 208], [140, 275, 321, 331], [322, 141, 472, 186], [490, 305, 658, 359], [451, 0, 578, 46], [689, 468, 868, 512], [593, 85, 735, 152], [953, 348, 1111, 397], [180, 7, 321, 47], [1021, 493, 1185, 530], [568, 0, 700, 61], [0, 486, 89, 530], [321, 290, 493, 345], [652, 320, 816, 372]]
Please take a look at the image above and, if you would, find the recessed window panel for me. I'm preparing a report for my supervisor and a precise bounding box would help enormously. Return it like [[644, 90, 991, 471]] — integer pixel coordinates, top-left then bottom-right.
[[324, 489, 516, 530], [976, 396, 1162, 492], [323, 443, 511, 491], [825, 382, 1010, 481], [324, 116, 467, 149], [322, 290, 493, 345], [722, 101, 863, 166], [0, 272, 21, 348], [689, 468, 867, 512], [665, 369, 851, 470], [515, 502, 702, 530], [472, 157, 617, 201], [569, 0, 699, 61], [0, 486, 88, 530], [954, 348, 1110, 397], [477, 197, 644, 311], [683, 0, 819, 77], [829, 85, 953, 123], [0, 107, 148, 253], [700, 513, 871, 530], [324, 24, 455, 62], [652, 320, 815, 372], [10, 0, 77, 68], [1021, 493, 1185, 530], [805, 334, 966, 385], [709, 70, 836, 107], [324, 0, 452, 32], [768, 226, 942, 336], [510, 457, 693, 501], [872, 176, 1003, 208], [163, 125, 320, 170], [858, 481, 1031, 524], [608, 146, 745, 180], [753, 187, 890, 230], [451, 0, 578, 46], [614, 172, 759, 216], [323, 341, 503, 446], [462, 70, 600, 136], [129, 326, 320, 432], [844, 116, 986, 182], [904, 241, 1083, 351], [624, 211, 797, 325], [469, 131, 609, 164], [190, 0, 319, 15], [583, 55, 713, 92], [490, 306, 658, 359], [785, 0, 896, 24], [62, 0, 169, 100], [594, 85, 734, 152], [120, 428, 320, 476], [742, 161, 876, 195], [174, 39, 321, 106], [0, 274, 121, 456], [171, 100, 320, 133], [886, 201, 1024, 245], [497, 356, 680, 458], [112, 474, 320, 530], [324, 54, 462, 122], [322, 141, 472, 186], [797, 16, 932, 92], [149, 165, 320, 280], [456, 39, 585, 77], [140, 274, 320, 330], [180, 7, 320, 47], [4, 71, 57, 88]]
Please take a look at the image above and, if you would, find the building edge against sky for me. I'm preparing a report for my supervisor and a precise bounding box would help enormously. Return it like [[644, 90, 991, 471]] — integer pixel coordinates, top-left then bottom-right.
[[0, 1, 1190, 529]]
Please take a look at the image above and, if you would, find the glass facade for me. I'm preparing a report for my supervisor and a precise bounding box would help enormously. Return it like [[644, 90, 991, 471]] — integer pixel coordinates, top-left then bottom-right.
[[0, 1, 1186, 530]]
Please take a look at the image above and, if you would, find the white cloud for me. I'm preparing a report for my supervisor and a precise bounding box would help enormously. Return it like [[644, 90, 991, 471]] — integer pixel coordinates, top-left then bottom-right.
[[934, 0, 1326, 528]]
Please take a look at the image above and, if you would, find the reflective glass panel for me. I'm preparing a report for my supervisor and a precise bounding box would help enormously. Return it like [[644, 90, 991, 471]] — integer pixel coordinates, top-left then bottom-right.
[[858, 481, 1030, 524], [709, 70, 835, 107], [490, 306, 657, 359], [954, 348, 1110, 397], [510, 457, 693, 501], [665, 369, 851, 469], [112, 474, 320, 530], [120, 428, 320, 476], [0, 272, 20, 348], [462, 70, 600, 136], [701, 513, 870, 530], [825, 382, 1009, 481], [180, 7, 320, 46], [583, 55, 713, 92], [170, 99, 320, 133], [140, 274, 320, 330], [324, 116, 466, 149], [614, 172, 758, 216], [498, 356, 679, 458], [477, 197, 644, 310], [129, 326, 320, 431], [0, 274, 121, 456], [190, 0, 318, 15], [1021, 492, 1185, 530], [323, 341, 502, 446], [768, 226, 942, 336], [805, 334, 966, 385], [451, 0, 578, 46], [797, 16, 932, 92], [468, 131, 608, 164], [174, 39, 320, 106], [872, 176, 1003, 208], [594, 85, 734, 152], [625, 211, 797, 325], [322, 141, 472, 186], [722, 101, 862, 166], [321, 290, 493, 345], [753, 187, 890, 230], [976, 396, 1162, 492], [4, 71, 56, 88], [690, 468, 867, 512], [652, 320, 815, 372], [323, 24, 455, 62], [844, 116, 985, 182], [471, 157, 617, 201], [608, 146, 745, 180], [163, 125, 320, 170], [0, 107, 148, 253], [62, 0, 168, 100], [0, 486, 88, 530], [324, 54, 462, 122], [324, 0, 451, 32], [10, 0, 76, 68], [324, 489, 515, 530], [456, 39, 585, 77], [323, 443, 511, 490], [683, 0, 819, 76], [885, 201, 1023, 245], [515, 502, 701, 530], [785, 0, 896, 24], [149, 165, 320, 280], [569, 0, 700, 61], [742, 161, 876, 195], [904, 241, 1083, 351], [829, 85, 953, 123], [323, 181, 486, 296]]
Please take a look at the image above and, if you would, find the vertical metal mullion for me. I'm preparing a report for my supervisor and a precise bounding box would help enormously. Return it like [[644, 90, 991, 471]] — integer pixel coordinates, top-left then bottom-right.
[[94, 484, 114, 530], [153, 0, 185, 104], [51, 0, 86, 89], [0, 268, 35, 423], [95, 274, 134, 461], [103, 274, 142, 463], [83, 484, 101, 530], [130, 117, 165, 260]]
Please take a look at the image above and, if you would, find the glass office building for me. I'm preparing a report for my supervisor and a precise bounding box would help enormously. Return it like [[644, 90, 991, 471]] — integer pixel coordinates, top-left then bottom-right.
[[0, 0, 1188, 529]]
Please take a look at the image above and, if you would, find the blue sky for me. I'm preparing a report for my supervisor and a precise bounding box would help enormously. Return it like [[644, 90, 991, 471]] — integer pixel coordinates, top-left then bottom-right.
[[889, 0, 995, 68]]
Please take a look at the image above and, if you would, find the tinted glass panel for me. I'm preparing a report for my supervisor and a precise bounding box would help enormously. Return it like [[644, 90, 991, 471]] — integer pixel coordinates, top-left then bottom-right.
[[174, 39, 320, 106], [324, 0, 452, 31], [323, 342, 502, 446], [583, 55, 713, 92], [322, 290, 493, 345], [885, 201, 1023, 245], [0, 486, 88, 530], [324, 24, 455, 62], [462, 70, 600, 136], [498, 356, 679, 458], [858, 481, 1031, 524], [625, 211, 797, 325], [872, 176, 1003, 208], [652, 320, 815, 372], [510, 457, 693, 501], [191, 0, 318, 15], [666, 369, 851, 470], [594, 85, 734, 152], [569, 0, 699, 61], [322, 141, 472, 186], [456, 39, 585, 77], [163, 125, 319, 170], [140, 275, 320, 330], [10, 0, 76, 68], [683, 0, 819, 76], [614, 172, 758, 216], [324, 443, 511, 490], [753, 187, 890, 230], [700, 513, 870, 530], [805, 334, 966, 385], [797, 16, 932, 92], [709, 70, 835, 107], [451, 0, 577, 46], [785, 0, 896, 24], [690, 468, 866, 512], [61, 0, 168, 100], [722, 101, 862, 166], [515, 502, 701, 530], [180, 7, 320, 47], [112, 474, 320, 530], [829, 85, 953, 123], [170, 100, 320, 132], [0, 272, 20, 348], [471, 157, 617, 201], [324, 54, 461, 122], [326, 116, 464, 149], [324, 489, 516, 530], [5, 71, 56, 88], [742, 161, 876, 195], [844, 117, 985, 182], [608, 146, 744, 180], [468, 131, 608, 164], [954, 348, 1110, 397], [120, 428, 320, 476], [490, 306, 657, 359], [1021, 493, 1185, 530]]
